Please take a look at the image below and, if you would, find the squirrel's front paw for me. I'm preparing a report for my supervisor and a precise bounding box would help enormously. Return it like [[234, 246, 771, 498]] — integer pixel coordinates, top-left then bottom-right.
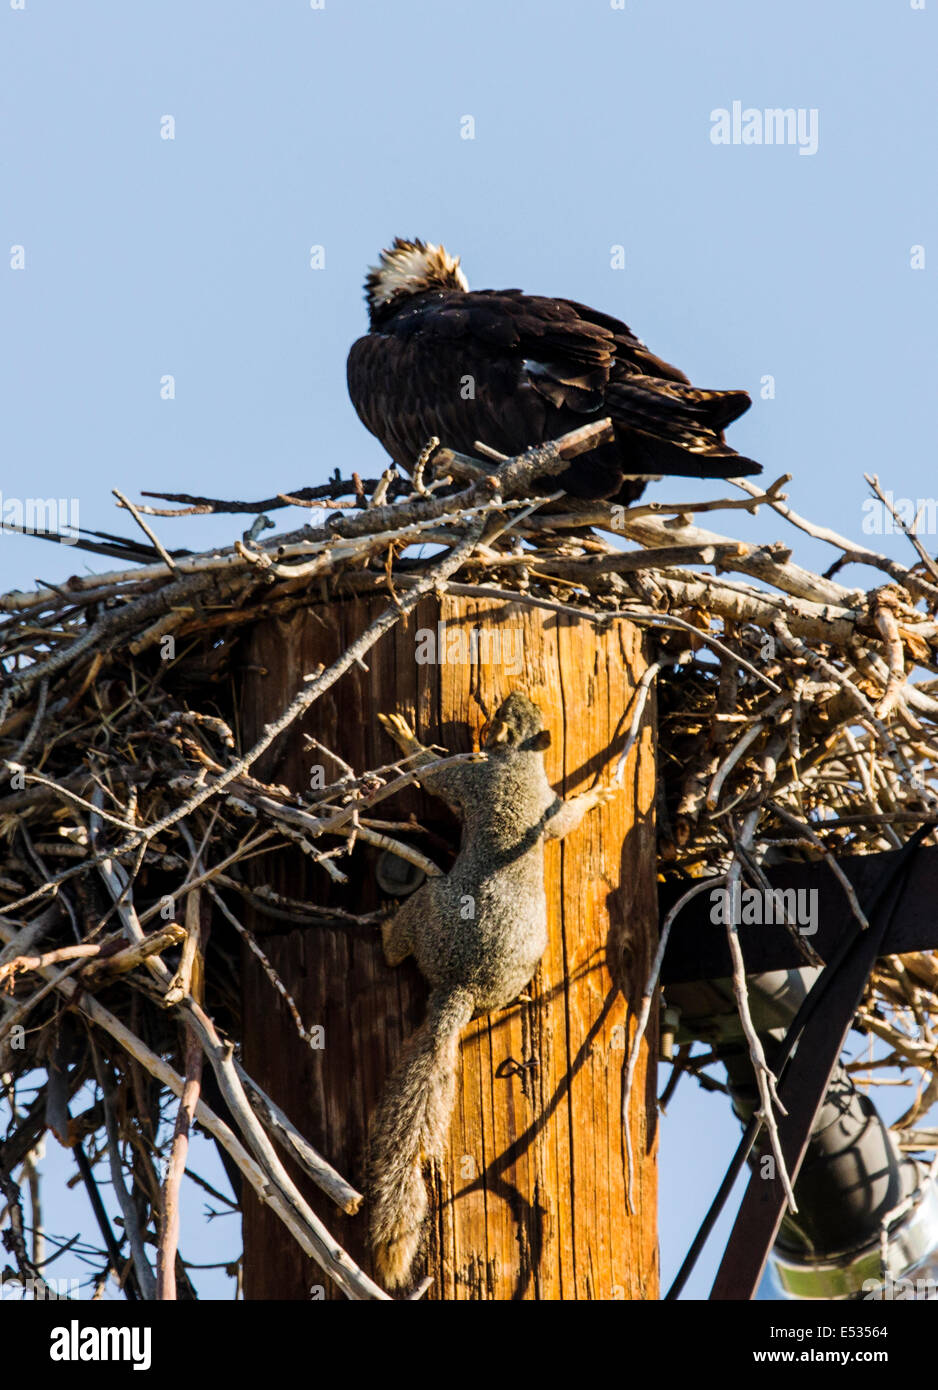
[[593, 785, 622, 807], [378, 711, 417, 748]]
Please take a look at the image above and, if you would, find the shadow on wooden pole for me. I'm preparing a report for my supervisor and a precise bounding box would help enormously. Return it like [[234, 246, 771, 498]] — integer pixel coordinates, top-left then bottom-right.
[[238, 592, 658, 1300]]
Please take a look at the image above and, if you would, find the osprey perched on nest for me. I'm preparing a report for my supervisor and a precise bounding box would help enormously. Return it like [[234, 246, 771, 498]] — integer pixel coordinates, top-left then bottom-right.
[[347, 238, 761, 504]]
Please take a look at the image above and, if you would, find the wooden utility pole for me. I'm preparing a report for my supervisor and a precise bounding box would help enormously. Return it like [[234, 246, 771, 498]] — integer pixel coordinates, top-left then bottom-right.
[[239, 592, 658, 1299]]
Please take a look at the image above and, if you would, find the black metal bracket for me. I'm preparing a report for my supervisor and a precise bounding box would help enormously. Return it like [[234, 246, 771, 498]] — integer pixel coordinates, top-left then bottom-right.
[[659, 846, 938, 986], [657, 843, 938, 1300]]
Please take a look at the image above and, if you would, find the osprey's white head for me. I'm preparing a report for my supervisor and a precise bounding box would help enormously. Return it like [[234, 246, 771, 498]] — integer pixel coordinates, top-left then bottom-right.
[[364, 237, 469, 324]]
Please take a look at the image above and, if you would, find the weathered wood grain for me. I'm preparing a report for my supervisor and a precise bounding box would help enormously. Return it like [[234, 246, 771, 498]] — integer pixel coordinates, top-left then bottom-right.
[[240, 593, 658, 1300]]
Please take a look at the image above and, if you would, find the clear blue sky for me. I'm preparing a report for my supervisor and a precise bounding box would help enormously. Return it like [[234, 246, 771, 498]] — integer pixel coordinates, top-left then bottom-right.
[[2, 0, 935, 1300]]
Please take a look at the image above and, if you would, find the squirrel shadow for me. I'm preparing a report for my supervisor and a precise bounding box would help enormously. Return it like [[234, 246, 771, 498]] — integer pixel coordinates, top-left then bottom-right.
[[440, 760, 657, 1301], [444, 975, 623, 1300]]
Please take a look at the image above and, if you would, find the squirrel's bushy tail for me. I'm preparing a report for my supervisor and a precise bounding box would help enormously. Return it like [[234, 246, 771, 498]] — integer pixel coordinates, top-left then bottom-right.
[[368, 986, 474, 1290]]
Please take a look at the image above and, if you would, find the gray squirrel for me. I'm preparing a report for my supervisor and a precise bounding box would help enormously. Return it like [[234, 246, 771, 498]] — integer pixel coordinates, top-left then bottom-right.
[[367, 691, 617, 1291]]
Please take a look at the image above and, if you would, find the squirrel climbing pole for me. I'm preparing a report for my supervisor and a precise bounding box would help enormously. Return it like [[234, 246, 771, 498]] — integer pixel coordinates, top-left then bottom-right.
[[239, 591, 658, 1300]]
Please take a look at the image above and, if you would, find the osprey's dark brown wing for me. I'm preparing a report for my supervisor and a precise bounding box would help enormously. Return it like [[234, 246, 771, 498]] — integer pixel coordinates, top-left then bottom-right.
[[347, 289, 760, 501]]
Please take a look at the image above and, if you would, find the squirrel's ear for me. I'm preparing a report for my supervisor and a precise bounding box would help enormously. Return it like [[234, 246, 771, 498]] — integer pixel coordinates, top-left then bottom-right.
[[484, 717, 512, 746], [531, 729, 551, 751]]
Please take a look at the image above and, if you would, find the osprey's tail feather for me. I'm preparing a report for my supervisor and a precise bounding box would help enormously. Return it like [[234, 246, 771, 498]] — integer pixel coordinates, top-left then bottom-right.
[[606, 377, 760, 476]]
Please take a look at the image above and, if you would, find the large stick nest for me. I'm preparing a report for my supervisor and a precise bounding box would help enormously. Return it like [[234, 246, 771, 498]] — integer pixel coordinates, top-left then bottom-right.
[[2, 419, 937, 1297]]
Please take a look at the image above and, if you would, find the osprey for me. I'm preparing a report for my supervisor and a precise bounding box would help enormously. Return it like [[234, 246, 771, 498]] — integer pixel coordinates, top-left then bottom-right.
[[347, 238, 761, 503]]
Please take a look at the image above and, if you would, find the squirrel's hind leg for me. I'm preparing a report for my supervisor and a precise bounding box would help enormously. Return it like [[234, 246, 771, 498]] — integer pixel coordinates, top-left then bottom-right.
[[381, 894, 419, 966]]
